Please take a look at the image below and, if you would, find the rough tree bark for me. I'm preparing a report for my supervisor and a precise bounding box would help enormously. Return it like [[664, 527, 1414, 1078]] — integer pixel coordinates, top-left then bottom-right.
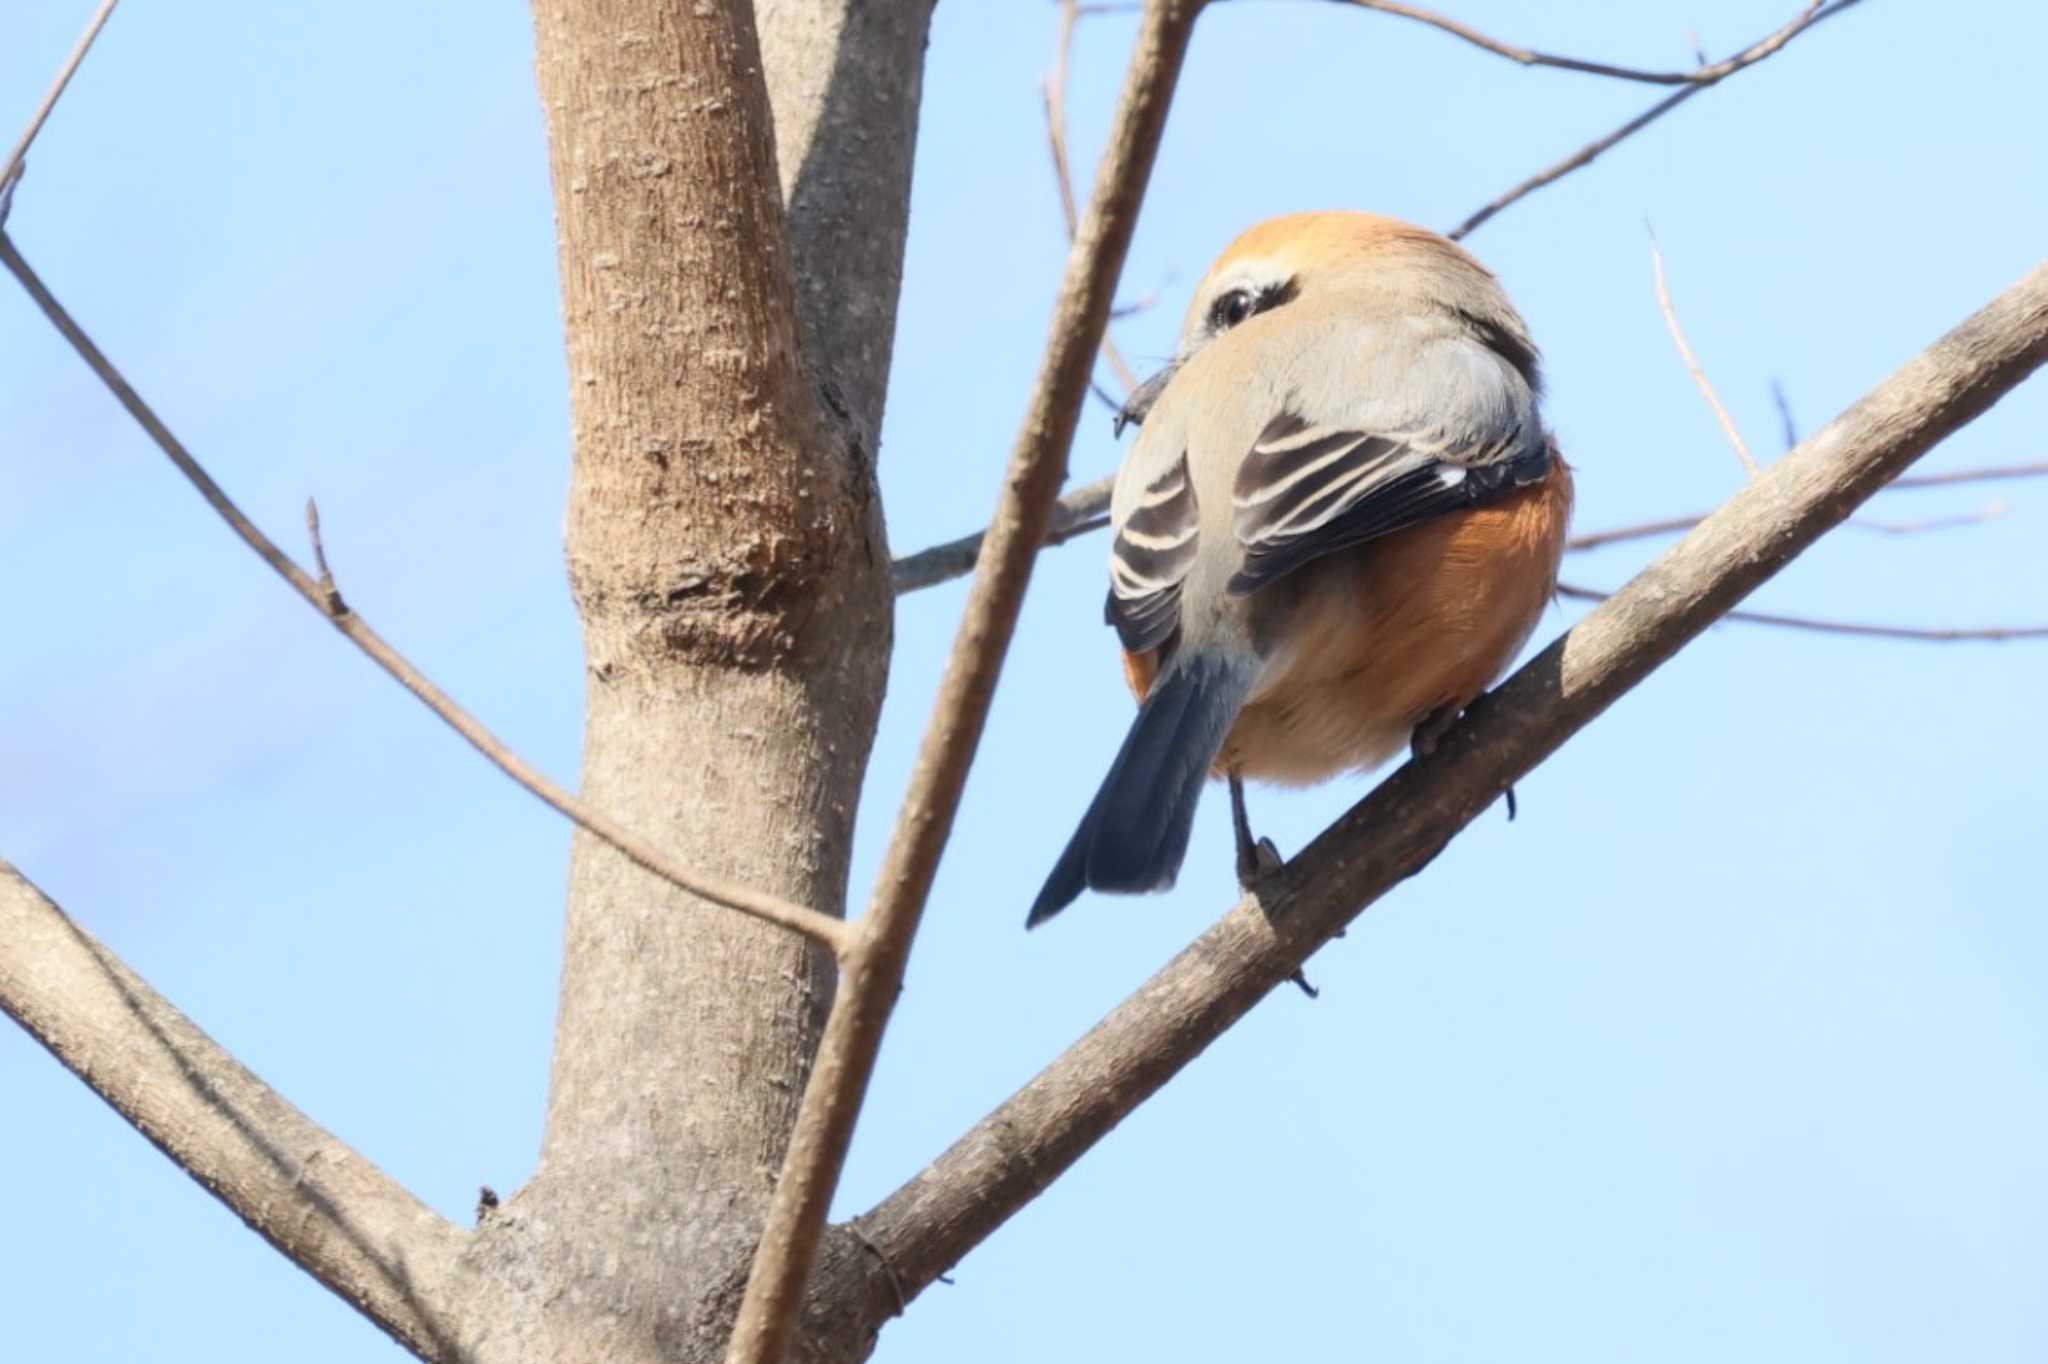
[[452, 2, 929, 1360]]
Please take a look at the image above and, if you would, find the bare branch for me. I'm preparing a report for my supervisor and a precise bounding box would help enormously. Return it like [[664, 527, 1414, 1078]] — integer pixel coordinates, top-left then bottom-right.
[[1771, 378, 1801, 448], [0, 0, 119, 203], [891, 474, 1114, 594], [0, 861, 472, 1361], [1046, 0, 1145, 394], [724, 3, 1209, 1360], [1331, 0, 1833, 87], [842, 261, 2048, 1315], [0, 235, 850, 957], [1556, 582, 2048, 642], [1448, 85, 1696, 241], [1561, 463, 2048, 555], [1851, 500, 2008, 536], [1564, 513, 1709, 554], [1445, 0, 1861, 243], [1651, 235, 1761, 478], [896, 456, 2048, 594], [1893, 459, 2048, 491]]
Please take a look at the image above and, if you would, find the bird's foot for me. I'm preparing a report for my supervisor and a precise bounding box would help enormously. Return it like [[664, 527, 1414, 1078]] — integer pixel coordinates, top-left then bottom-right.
[[1410, 703, 1463, 760], [1235, 834, 1283, 890]]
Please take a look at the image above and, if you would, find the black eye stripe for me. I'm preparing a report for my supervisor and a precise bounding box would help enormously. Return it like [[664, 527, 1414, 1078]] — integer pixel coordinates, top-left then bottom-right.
[[1207, 278, 1297, 332]]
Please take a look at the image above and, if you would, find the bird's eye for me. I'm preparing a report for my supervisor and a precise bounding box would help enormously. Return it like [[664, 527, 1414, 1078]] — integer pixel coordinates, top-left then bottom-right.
[[1210, 289, 1254, 331]]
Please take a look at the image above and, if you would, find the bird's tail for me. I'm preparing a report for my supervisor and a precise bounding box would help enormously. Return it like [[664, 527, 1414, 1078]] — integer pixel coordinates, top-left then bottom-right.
[[1028, 650, 1258, 927]]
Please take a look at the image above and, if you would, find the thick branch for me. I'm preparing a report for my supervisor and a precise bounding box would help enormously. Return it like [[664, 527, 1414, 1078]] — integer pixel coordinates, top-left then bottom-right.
[[757, 0, 935, 449], [0, 861, 471, 1362], [845, 262, 2048, 1312], [725, 3, 1209, 1361]]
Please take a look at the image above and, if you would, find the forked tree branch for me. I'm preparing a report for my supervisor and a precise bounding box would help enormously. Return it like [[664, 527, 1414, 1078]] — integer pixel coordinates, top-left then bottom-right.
[[724, 3, 1209, 1360], [840, 262, 2048, 1315], [0, 861, 473, 1359], [0, 233, 849, 957], [1446, 0, 1863, 242], [1331, 0, 1835, 87]]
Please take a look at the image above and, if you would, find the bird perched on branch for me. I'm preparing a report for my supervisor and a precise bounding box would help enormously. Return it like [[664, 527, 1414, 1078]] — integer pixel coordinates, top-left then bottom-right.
[[1029, 211, 1572, 928]]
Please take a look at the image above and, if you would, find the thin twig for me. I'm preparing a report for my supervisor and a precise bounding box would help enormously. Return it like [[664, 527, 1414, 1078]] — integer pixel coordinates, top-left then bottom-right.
[[1771, 378, 1800, 449], [1651, 234, 1760, 478], [1892, 460, 2048, 491], [0, 0, 120, 203], [896, 460, 2048, 593], [1446, 1, 1863, 242], [1331, 0, 1828, 87], [304, 497, 346, 614], [1851, 501, 2008, 536], [891, 474, 1113, 594], [1556, 582, 2048, 642], [0, 235, 850, 957], [1449, 86, 1698, 241], [838, 262, 2048, 1321], [1558, 464, 2048, 556], [1046, 0, 1143, 394], [723, 4, 1207, 1361]]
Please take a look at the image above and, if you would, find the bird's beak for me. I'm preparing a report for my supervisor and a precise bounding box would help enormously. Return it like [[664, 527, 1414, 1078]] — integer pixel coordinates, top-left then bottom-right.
[[1113, 361, 1178, 438]]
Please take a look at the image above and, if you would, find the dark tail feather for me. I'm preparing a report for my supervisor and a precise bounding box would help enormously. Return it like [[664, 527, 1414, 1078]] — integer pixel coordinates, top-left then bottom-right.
[[1028, 651, 1257, 927]]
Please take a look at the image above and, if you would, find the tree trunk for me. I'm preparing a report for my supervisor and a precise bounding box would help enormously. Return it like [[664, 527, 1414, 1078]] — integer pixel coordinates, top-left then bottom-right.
[[452, 1, 926, 1358]]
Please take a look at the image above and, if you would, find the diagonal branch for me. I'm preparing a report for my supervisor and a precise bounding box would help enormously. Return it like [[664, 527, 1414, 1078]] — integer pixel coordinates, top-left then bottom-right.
[[0, 861, 473, 1362], [841, 261, 2048, 1317], [1331, 0, 1833, 87], [891, 472, 1114, 593], [1556, 582, 2048, 642], [1046, 0, 1144, 395], [723, 3, 1209, 1360], [1445, 0, 1862, 243], [1652, 235, 1760, 478], [0, 0, 119, 199], [0, 233, 850, 957]]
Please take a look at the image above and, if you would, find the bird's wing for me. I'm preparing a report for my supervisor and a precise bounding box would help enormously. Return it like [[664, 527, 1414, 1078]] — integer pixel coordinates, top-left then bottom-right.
[[1105, 451, 1199, 654], [1228, 332, 1547, 596]]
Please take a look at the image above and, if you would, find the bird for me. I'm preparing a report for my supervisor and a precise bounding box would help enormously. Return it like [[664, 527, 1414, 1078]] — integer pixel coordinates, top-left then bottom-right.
[[1028, 211, 1573, 928]]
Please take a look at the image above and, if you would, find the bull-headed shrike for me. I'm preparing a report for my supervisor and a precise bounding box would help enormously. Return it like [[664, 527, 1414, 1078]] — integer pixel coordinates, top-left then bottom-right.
[[1030, 211, 1573, 927]]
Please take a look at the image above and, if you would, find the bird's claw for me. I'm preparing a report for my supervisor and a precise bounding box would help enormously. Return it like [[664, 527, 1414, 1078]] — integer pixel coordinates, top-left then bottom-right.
[[1236, 835, 1283, 889]]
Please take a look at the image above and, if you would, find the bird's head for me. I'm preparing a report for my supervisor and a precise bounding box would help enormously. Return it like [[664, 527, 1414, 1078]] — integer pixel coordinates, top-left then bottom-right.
[[1114, 211, 1539, 434]]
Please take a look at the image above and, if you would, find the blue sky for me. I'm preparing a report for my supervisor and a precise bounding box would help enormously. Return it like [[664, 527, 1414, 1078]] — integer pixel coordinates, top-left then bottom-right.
[[4, 2, 2046, 1360]]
